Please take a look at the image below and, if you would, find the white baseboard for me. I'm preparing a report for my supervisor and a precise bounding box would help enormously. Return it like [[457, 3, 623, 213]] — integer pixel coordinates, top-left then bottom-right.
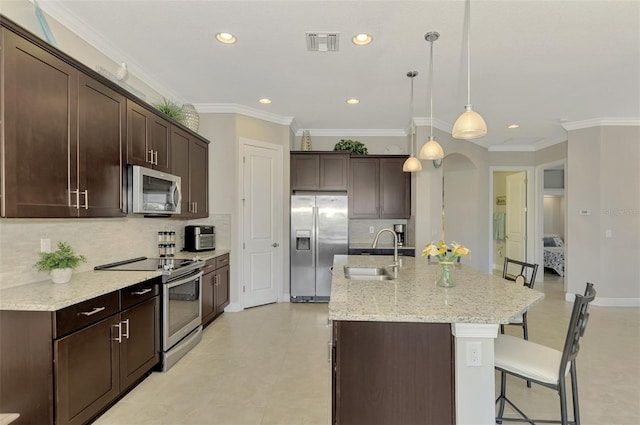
[[223, 302, 244, 312], [282, 292, 291, 302], [565, 293, 640, 307]]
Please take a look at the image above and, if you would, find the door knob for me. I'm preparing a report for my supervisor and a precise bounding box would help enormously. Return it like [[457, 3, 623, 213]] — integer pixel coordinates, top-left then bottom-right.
[[272, 242, 279, 247]]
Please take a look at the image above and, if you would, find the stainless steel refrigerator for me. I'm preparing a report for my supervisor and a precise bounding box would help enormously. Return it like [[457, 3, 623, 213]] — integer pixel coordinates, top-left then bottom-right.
[[290, 195, 348, 302]]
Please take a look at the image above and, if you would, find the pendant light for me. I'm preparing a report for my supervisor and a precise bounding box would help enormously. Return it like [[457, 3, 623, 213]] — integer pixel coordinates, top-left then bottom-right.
[[403, 71, 422, 172], [451, 0, 487, 139], [419, 32, 445, 161]]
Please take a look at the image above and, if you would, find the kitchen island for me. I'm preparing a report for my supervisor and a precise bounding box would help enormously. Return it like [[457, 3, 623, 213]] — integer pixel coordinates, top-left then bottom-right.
[[328, 255, 544, 425]]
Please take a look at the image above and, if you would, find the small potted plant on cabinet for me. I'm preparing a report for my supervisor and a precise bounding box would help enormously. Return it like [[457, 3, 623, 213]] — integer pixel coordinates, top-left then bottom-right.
[[35, 242, 87, 283], [334, 139, 368, 155]]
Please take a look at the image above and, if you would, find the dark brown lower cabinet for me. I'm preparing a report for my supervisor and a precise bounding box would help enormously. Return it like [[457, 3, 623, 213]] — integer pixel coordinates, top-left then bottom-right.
[[55, 314, 121, 425], [202, 254, 230, 327], [332, 321, 455, 425], [0, 279, 160, 425]]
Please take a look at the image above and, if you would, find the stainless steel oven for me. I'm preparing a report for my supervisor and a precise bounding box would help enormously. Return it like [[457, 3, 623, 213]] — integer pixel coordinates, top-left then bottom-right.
[[162, 269, 203, 371]]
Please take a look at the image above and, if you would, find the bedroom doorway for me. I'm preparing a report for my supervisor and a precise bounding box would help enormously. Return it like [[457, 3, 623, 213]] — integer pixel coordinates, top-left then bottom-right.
[[536, 160, 567, 286]]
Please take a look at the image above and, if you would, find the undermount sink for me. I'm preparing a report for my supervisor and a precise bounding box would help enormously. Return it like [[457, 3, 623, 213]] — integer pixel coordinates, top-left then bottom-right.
[[343, 265, 394, 281]]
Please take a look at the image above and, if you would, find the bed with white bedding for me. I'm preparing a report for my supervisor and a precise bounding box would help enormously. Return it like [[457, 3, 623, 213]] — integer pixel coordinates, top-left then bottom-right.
[[543, 235, 565, 276]]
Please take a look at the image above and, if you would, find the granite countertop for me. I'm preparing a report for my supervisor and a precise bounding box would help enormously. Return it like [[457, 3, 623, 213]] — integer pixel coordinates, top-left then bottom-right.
[[328, 255, 544, 324], [0, 249, 230, 312], [349, 243, 416, 250]]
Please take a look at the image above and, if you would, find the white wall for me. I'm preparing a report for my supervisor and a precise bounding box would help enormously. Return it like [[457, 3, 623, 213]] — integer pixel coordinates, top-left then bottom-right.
[[414, 127, 491, 271], [543, 196, 565, 237], [567, 126, 640, 304]]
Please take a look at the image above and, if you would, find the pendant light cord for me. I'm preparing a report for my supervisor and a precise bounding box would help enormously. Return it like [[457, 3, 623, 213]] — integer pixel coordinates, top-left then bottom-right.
[[429, 36, 434, 140], [466, 0, 471, 105], [410, 73, 415, 155]]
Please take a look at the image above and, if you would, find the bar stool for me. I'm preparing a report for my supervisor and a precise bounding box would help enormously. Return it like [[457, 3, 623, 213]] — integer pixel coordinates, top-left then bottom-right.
[[501, 257, 539, 340], [495, 282, 596, 425]]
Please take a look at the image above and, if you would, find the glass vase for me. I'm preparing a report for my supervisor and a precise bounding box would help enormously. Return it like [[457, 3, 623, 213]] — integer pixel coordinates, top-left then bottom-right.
[[437, 261, 455, 287]]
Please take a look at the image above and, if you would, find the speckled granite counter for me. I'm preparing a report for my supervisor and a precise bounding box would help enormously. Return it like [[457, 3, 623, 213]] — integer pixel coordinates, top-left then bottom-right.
[[328, 254, 544, 324], [0, 249, 230, 311]]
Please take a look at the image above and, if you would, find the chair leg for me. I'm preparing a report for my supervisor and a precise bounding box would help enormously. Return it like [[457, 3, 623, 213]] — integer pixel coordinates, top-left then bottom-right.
[[523, 316, 531, 388], [571, 360, 581, 425], [496, 371, 507, 424], [559, 375, 569, 425]]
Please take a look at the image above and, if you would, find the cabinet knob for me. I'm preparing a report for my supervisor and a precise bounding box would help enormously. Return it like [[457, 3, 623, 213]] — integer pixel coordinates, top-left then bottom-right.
[[272, 242, 279, 247]]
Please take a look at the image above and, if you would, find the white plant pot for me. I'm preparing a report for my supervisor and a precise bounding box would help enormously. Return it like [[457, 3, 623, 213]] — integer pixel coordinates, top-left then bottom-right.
[[51, 268, 73, 284]]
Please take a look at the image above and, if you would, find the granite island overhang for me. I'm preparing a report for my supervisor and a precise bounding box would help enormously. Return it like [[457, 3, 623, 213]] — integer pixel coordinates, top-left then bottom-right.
[[328, 255, 545, 425]]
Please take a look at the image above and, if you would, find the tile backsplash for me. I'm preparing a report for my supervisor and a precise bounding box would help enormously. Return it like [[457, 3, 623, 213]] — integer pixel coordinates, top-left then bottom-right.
[[349, 219, 409, 246], [0, 214, 230, 289]]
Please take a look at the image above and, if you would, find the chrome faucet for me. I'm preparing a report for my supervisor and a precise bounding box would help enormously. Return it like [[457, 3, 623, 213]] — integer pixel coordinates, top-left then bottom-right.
[[372, 228, 399, 266]]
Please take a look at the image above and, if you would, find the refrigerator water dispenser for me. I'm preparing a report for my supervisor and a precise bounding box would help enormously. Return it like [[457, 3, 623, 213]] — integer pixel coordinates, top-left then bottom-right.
[[295, 230, 311, 250]]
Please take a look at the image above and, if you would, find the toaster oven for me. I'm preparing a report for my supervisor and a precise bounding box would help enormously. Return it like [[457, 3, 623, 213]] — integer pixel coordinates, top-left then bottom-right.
[[184, 225, 215, 252]]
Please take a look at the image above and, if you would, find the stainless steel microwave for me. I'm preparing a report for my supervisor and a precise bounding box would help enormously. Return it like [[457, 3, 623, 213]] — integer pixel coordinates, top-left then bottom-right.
[[128, 165, 182, 215]]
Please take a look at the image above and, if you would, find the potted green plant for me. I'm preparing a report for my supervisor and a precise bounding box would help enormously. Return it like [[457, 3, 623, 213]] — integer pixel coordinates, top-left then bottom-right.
[[155, 98, 184, 122], [334, 139, 368, 155], [35, 242, 87, 283]]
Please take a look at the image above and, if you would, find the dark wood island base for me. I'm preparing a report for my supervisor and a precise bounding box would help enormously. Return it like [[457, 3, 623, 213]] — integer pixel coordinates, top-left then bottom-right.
[[332, 321, 455, 425]]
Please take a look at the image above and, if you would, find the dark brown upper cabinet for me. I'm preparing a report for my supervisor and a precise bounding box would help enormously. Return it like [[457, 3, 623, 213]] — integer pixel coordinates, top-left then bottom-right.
[[2, 27, 78, 217], [1, 18, 212, 219], [290, 152, 349, 192], [2, 27, 125, 218], [348, 156, 410, 219], [170, 125, 208, 218], [77, 74, 126, 217], [126, 100, 171, 173]]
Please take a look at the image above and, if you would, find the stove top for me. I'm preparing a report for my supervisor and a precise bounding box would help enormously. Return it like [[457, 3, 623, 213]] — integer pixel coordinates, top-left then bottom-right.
[[94, 257, 204, 283]]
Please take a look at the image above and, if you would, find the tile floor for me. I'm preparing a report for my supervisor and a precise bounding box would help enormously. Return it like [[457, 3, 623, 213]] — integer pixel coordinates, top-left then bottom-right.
[[95, 271, 640, 425]]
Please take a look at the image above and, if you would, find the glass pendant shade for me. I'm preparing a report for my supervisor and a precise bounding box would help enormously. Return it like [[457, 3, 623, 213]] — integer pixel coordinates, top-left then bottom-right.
[[402, 155, 422, 172], [452, 105, 487, 139], [419, 137, 444, 160]]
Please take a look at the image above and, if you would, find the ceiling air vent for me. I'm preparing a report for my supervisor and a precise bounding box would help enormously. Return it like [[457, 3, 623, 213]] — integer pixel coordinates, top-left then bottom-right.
[[306, 32, 340, 52]]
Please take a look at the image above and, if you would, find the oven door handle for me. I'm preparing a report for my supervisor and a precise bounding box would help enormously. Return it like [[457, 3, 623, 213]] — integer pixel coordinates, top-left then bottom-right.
[[166, 271, 203, 289]]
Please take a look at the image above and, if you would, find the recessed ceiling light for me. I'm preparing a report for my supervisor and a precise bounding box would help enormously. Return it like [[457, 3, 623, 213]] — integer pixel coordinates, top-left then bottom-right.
[[352, 33, 373, 46], [216, 32, 237, 44], [507, 124, 520, 129], [346, 98, 360, 105], [259, 98, 272, 104]]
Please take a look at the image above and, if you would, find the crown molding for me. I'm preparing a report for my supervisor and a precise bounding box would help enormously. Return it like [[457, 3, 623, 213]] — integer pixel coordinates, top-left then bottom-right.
[[194, 103, 294, 126], [488, 134, 567, 152], [532, 135, 568, 151], [562, 117, 640, 131], [413, 117, 452, 133], [34, 0, 184, 103], [293, 128, 407, 137]]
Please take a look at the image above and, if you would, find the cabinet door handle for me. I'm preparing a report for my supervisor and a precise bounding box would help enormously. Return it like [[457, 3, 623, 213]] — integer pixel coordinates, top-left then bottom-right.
[[70, 189, 81, 209], [153, 150, 158, 165], [147, 149, 154, 164], [79, 306, 106, 316], [194, 202, 198, 214], [131, 288, 153, 296], [121, 319, 130, 339], [82, 190, 89, 209], [113, 322, 123, 343]]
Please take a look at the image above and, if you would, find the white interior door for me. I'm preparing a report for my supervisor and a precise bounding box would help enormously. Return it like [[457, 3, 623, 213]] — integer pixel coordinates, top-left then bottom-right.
[[241, 141, 282, 308], [506, 172, 527, 261]]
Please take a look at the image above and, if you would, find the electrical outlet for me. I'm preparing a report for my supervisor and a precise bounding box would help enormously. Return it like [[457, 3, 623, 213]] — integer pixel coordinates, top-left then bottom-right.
[[40, 238, 51, 253], [466, 342, 482, 366], [369, 226, 374, 234]]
